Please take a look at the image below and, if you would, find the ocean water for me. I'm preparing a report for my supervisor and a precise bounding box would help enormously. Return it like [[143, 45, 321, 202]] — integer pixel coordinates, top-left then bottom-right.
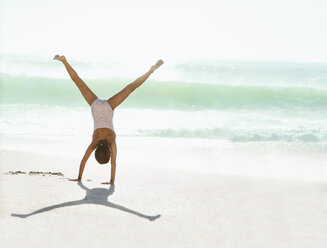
[[1, 54, 327, 144]]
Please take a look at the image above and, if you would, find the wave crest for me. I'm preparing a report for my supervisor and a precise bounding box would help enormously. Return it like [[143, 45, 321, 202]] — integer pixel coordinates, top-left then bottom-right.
[[1, 73, 327, 110]]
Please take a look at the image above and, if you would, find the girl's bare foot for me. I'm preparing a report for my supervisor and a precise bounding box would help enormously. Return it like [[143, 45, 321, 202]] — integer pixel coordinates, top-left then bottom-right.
[[53, 55, 67, 62], [150, 59, 164, 73]]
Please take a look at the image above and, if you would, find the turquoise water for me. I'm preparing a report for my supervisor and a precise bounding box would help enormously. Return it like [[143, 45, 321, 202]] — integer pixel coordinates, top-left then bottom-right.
[[1, 54, 327, 142]]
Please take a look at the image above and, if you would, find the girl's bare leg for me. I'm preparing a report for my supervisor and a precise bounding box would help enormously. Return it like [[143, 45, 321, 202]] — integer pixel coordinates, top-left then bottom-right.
[[107, 60, 163, 109], [54, 55, 98, 106]]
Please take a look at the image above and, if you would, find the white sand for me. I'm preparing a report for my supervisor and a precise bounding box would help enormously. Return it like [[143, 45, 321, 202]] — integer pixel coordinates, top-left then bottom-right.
[[0, 137, 327, 248]]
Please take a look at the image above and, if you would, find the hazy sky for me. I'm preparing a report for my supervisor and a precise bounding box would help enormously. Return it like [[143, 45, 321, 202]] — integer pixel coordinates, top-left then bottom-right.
[[1, 0, 326, 63]]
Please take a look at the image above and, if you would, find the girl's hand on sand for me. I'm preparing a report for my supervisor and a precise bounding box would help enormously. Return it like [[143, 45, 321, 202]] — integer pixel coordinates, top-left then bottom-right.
[[69, 178, 80, 182], [53, 55, 67, 62]]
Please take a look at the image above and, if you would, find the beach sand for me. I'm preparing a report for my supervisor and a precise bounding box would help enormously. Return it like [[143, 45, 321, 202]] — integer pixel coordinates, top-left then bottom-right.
[[0, 137, 327, 248]]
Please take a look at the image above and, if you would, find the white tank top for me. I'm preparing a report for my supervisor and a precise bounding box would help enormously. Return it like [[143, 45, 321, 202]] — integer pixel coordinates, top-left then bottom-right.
[[91, 99, 114, 131]]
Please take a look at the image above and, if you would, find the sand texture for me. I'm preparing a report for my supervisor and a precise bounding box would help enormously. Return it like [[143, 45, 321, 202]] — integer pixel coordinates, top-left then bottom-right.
[[1, 138, 327, 248]]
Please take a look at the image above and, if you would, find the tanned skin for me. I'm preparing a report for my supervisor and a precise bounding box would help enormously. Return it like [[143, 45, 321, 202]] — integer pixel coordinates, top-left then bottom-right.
[[54, 55, 163, 184]]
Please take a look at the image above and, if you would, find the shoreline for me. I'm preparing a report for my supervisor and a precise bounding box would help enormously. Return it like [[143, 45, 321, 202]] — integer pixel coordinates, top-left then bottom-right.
[[1, 135, 327, 182]]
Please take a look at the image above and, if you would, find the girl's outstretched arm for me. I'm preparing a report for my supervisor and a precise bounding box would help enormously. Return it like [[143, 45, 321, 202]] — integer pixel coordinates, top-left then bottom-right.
[[102, 141, 117, 184], [69, 142, 96, 182]]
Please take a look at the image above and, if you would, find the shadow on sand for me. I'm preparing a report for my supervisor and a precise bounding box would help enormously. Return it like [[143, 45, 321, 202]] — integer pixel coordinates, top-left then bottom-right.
[[11, 182, 161, 221]]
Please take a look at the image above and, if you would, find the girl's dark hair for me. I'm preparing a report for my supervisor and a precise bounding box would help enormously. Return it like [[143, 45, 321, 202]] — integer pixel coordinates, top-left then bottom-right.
[[95, 139, 111, 164]]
